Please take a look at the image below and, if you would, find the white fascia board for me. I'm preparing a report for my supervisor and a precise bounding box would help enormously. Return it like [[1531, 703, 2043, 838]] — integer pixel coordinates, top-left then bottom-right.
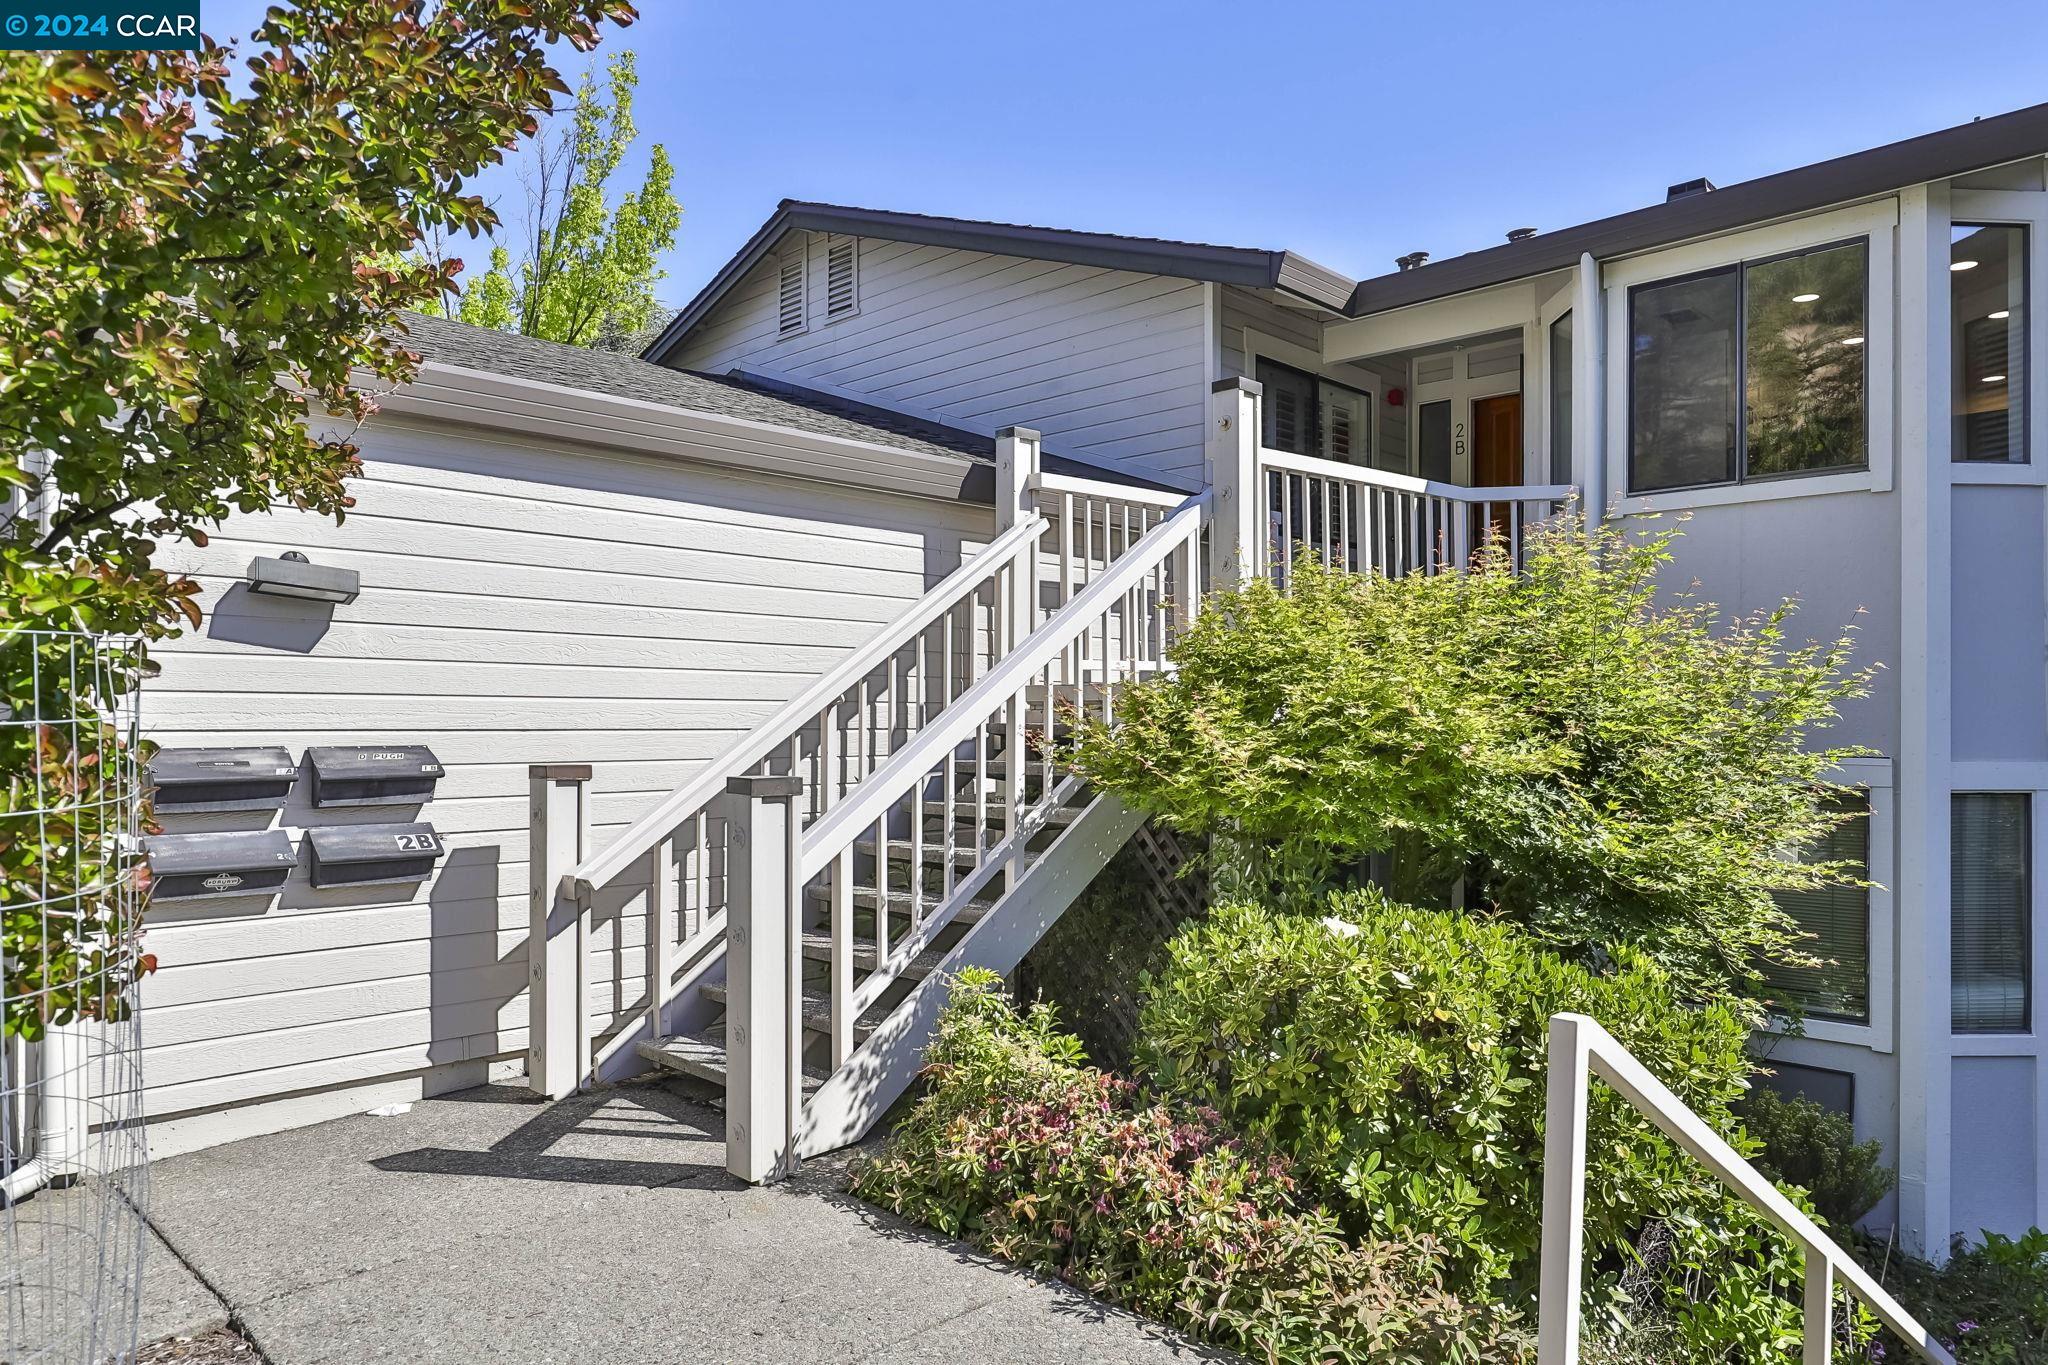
[[1322, 277, 1551, 363], [370, 361, 983, 505]]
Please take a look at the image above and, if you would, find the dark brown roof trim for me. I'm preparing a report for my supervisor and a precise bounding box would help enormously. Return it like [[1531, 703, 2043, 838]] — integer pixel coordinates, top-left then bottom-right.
[[643, 200, 1353, 364], [1346, 102, 2048, 317]]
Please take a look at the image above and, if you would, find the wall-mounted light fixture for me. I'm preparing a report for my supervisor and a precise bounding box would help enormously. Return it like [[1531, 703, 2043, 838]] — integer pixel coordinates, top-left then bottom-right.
[[246, 551, 360, 605]]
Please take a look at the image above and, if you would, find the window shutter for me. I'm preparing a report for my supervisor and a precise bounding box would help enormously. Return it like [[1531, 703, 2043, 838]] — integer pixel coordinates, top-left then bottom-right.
[[777, 247, 807, 336], [1318, 381, 1370, 465], [826, 237, 859, 318]]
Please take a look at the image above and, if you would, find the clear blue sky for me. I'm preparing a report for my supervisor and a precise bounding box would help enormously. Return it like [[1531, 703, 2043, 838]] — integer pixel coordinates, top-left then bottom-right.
[[211, 0, 2048, 308]]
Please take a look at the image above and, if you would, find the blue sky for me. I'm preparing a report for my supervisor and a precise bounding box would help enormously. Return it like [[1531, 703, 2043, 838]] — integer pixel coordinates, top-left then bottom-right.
[[210, 0, 2048, 308]]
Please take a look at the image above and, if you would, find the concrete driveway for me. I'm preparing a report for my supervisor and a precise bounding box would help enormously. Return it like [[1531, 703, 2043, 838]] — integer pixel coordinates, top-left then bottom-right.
[[136, 1079, 1232, 1364]]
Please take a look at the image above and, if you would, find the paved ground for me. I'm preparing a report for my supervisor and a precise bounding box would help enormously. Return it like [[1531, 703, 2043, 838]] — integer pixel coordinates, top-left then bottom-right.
[[136, 1078, 1232, 1364]]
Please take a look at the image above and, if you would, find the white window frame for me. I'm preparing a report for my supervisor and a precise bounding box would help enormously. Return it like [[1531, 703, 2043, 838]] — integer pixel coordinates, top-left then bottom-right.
[[1948, 189, 2048, 484], [823, 234, 861, 323], [1244, 327, 1384, 468], [1604, 199, 1899, 514], [1764, 755, 1897, 1053], [1537, 281, 1576, 488], [1946, 763, 2048, 1050]]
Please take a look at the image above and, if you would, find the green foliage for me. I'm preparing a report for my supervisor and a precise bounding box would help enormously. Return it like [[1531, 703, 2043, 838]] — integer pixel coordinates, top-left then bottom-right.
[[0, 3, 636, 1032], [1069, 512, 1873, 1000], [852, 969, 1532, 1364], [1137, 893, 1831, 1358], [459, 50, 681, 347], [1741, 1088, 1894, 1230], [1864, 1230, 2048, 1362]]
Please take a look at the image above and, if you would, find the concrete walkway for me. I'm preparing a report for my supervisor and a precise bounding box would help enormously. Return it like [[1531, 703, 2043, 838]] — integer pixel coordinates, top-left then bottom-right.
[[138, 1079, 1232, 1364]]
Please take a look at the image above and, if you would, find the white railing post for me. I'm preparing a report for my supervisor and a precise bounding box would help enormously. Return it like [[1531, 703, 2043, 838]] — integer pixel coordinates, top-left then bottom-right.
[[722, 773, 802, 1184], [1805, 1253, 1836, 1364], [995, 426, 1040, 889], [1205, 376, 1261, 591], [527, 762, 591, 1100], [1538, 1012, 1591, 1365]]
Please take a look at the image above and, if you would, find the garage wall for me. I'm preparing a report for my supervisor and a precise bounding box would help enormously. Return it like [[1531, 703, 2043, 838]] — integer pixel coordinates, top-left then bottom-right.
[[139, 415, 991, 1155]]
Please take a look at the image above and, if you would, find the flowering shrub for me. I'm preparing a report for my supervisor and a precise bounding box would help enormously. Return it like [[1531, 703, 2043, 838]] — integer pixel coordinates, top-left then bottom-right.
[[1138, 894, 1833, 1359], [851, 969, 1530, 1364], [1865, 1229, 2048, 1361]]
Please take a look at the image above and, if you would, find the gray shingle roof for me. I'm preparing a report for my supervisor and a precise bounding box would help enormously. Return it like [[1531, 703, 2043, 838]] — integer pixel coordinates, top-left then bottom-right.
[[394, 313, 1180, 496]]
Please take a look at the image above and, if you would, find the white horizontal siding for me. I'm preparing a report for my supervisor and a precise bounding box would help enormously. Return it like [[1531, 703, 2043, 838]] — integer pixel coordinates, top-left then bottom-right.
[[140, 416, 991, 1141], [672, 237, 1210, 489]]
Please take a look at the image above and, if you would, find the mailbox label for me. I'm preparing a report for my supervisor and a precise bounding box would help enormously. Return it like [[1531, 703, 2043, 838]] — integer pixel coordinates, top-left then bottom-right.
[[201, 872, 246, 892], [394, 832, 440, 853]]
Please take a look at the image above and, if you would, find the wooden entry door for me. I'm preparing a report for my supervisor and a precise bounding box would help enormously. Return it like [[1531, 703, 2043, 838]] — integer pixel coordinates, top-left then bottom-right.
[[1470, 394, 1521, 555]]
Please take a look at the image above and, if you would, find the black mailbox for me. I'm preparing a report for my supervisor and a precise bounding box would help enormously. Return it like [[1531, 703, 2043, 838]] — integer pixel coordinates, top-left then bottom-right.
[[145, 830, 298, 902], [306, 822, 445, 889], [306, 746, 444, 808], [148, 746, 299, 813]]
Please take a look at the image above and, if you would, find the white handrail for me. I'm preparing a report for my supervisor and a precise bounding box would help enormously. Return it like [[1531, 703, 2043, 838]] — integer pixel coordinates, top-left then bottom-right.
[[1030, 469, 1190, 510], [1259, 446, 1572, 504], [1539, 1012, 1953, 1365], [799, 491, 1206, 884], [566, 513, 1048, 897]]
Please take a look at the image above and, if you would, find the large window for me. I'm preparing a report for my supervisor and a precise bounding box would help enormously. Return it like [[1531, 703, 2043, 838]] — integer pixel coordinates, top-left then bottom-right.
[[1549, 311, 1574, 486], [1953, 793, 2032, 1034], [1763, 795, 1871, 1023], [1629, 239, 1869, 492], [1952, 223, 2029, 464], [1256, 358, 1372, 466]]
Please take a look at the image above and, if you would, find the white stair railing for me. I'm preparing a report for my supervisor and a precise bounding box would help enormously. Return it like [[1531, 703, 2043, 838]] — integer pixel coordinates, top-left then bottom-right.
[[1258, 447, 1572, 582], [719, 489, 1206, 1175], [1539, 1012, 1954, 1365]]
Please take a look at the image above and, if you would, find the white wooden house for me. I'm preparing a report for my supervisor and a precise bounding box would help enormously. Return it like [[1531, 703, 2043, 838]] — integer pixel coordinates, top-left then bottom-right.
[[140, 100, 2048, 1260]]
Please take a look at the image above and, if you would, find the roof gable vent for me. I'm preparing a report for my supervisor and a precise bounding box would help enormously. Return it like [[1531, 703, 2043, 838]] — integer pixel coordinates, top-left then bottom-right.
[[777, 246, 808, 336], [1666, 177, 1717, 202], [825, 236, 859, 319]]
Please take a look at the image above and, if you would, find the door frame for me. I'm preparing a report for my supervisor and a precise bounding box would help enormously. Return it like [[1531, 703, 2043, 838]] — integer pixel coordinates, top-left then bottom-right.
[[1409, 339, 1523, 486]]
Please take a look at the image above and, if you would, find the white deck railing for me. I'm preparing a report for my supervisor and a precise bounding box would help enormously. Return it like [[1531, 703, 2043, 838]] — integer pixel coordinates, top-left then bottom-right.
[[1539, 1013, 1954, 1365], [1258, 447, 1571, 582]]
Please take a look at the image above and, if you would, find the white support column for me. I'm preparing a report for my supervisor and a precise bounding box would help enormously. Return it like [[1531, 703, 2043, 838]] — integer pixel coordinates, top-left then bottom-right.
[[527, 763, 590, 1100], [1895, 182, 1956, 1259], [994, 425, 1040, 535], [1571, 252, 1604, 516], [1537, 1013, 1591, 1365], [1205, 376, 1261, 591], [722, 773, 803, 1184], [995, 426, 1039, 891]]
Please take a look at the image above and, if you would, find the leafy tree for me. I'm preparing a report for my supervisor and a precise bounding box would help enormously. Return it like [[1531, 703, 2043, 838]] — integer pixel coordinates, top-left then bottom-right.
[[0, 1, 637, 1036], [458, 50, 680, 347], [1068, 513, 1874, 1002]]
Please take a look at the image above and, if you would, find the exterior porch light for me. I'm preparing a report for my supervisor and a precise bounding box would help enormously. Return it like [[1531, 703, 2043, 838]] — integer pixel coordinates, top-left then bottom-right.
[[246, 551, 361, 604]]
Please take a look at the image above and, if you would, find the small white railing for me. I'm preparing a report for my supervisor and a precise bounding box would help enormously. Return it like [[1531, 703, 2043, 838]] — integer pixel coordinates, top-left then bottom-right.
[[1258, 447, 1571, 583], [793, 489, 1206, 1077], [1539, 1012, 1954, 1365], [1030, 471, 1185, 613]]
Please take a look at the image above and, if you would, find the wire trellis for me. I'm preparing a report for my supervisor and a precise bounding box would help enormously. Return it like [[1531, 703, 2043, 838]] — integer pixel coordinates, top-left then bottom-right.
[[0, 630, 149, 1364]]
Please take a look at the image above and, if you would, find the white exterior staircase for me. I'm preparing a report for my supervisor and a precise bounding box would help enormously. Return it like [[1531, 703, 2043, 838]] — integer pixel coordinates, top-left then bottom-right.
[[525, 380, 1573, 1181]]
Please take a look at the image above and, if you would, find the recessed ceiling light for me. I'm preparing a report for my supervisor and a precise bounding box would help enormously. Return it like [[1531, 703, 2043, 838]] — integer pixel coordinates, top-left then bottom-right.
[[1990, 309, 2012, 320], [1952, 259, 1980, 272], [1841, 336, 1866, 347], [1792, 292, 1820, 303], [1983, 374, 2008, 384]]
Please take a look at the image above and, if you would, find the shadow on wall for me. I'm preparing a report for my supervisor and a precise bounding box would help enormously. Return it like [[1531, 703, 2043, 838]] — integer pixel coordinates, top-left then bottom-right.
[[205, 582, 335, 653], [428, 842, 511, 1075]]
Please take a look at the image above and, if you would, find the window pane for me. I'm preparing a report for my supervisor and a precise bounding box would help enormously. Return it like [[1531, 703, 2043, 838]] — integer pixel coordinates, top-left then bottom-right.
[[1952, 223, 2028, 464], [1953, 793, 2031, 1033], [1418, 400, 1453, 482], [1318, 380, 1371, 465], [1630, 270, 1738, 491], [1744, 240, 1868, 477], [1550, 311, 1574, 486], [1257, 359, 1316, 455], [1763, 795, 1870, 1023]]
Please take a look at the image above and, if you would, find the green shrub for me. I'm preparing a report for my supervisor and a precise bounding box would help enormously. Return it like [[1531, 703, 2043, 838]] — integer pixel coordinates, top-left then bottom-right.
[[851, 969, 1531, 1365], [1137, 893, 1821, 1357], [1864, 1229, 2048, 1361], [1741, 1088, 1894, 1230], [1068, 515, 1872, 1001]]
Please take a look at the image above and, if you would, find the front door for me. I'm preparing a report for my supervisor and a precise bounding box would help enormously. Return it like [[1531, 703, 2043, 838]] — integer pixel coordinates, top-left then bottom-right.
[[1470, 393, 1521, 552]]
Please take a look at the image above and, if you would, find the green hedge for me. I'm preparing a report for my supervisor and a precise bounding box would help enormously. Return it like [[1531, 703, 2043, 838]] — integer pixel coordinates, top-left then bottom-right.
[[1137, 892, 1827, 1356]]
